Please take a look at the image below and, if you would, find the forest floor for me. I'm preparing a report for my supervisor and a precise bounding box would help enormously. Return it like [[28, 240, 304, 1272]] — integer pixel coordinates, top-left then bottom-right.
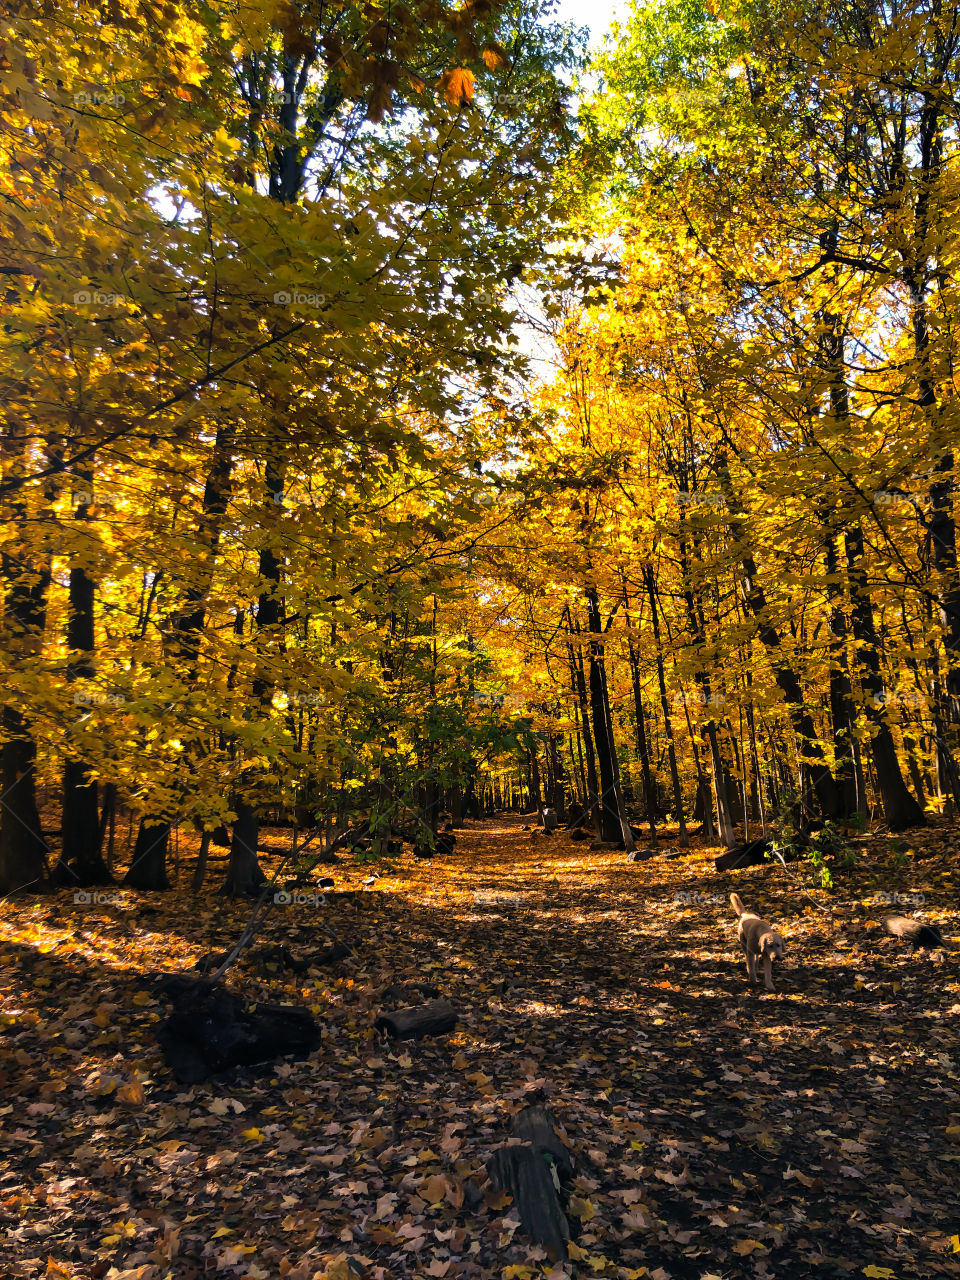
[[2, 816, 960, 1280]]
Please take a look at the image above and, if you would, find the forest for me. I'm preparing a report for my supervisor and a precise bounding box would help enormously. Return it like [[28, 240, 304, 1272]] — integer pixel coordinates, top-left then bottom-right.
[[2, 0, 959, 1277]]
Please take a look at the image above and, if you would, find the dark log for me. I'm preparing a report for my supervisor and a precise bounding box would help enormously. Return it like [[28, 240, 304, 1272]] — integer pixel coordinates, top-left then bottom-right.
[[884, 916, 945, 948], [569, 828, 590, 842], [626, 847, 657, 863], [589, 839, 623, 851], [380, 981, 441, 1004], [155, 979, 320, 1083], [714, 837, 774, 871], [316, 940, 352, 965], [374, 998, 457, 1040]]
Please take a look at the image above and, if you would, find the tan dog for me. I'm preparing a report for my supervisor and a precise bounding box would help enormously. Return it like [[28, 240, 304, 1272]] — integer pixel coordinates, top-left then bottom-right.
[[730, 893, 786, 991]]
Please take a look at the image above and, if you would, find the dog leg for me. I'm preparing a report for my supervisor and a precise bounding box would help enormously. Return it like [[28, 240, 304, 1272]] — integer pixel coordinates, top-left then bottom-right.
[[762, 953, 774, 992], [744, 947, 756, 984]]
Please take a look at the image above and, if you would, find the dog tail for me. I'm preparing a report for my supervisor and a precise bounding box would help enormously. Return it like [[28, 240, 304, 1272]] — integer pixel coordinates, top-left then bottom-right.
[[730, 892, 746, 918]]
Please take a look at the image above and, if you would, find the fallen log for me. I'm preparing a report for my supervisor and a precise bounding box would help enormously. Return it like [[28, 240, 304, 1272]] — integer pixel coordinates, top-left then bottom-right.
[[714, 837, 774, 872], [626, 847, 657, 863], [155, 978, 320, 1084], [374, 998, 458, 1040]]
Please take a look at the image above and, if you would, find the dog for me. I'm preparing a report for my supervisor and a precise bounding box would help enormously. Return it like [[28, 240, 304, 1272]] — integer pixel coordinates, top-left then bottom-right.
[[730, 893, 786, 991]]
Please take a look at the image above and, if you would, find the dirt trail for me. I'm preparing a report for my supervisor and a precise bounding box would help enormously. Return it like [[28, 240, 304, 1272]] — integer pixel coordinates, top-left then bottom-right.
[[1, 817, 959, 1279]]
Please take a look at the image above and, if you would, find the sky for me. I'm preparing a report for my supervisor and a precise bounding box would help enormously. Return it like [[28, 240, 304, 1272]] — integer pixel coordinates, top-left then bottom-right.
[[552, 0, 631, 49]]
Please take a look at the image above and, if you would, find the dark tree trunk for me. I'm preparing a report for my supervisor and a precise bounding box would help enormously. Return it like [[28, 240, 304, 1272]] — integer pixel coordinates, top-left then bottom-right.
[[824, 528, 863, 819], [567, 633, 601, 838], [585, 590, 629, 845], [627, 636, 657, 842], [222, 800, 267, 895], [224, 460, 286, 894], [547, 735, 567, 820], [644, 568, 689, 846], [57, 505, 111, 884], [0, 481, 51, 894], [716, 454, 841, 821], [125, 819, 172, 890], [0, 708, 49, 894], [844, 521, 925, 830]]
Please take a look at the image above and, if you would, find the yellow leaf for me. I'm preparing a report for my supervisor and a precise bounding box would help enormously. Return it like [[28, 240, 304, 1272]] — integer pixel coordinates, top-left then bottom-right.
[[946, 1125, 960, 1138], [568, 1195, 595, 1221], [567, 1243, 589, 1261], [241, 1127, 265, 1142], [437, 68, 474, 106], [482, 47, 509, 71], [733, 1239, 765, 1255], [862, 1268, 896, 1279]]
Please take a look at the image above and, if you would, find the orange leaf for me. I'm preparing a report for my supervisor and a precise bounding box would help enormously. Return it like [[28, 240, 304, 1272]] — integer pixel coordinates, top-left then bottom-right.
[[437, 67, 474, 106]]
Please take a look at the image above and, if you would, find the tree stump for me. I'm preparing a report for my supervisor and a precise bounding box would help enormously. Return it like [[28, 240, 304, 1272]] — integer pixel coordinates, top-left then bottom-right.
[[513, 1104, 574, 1179], [374, 998, 457, 1040], [486, 1105, 573, 1261]]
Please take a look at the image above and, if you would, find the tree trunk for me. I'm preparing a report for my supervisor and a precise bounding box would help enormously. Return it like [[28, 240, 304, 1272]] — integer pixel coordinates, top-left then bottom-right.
[[57, 486, 111, 884], [585, 589, 631, 846], [222, 800, 266, 895], [716, 454, 841, 821], [627, 634, 657, 841], [844, 521, 925, 830], [644, 568, 689, 846], [125, 819, 172, 890], [567, 633, 601, 838], [0, 463, 51, 894]]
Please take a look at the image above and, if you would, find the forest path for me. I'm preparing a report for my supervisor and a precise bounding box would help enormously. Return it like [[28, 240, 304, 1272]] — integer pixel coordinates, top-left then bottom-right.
[[1, 819, 958, 1279]]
